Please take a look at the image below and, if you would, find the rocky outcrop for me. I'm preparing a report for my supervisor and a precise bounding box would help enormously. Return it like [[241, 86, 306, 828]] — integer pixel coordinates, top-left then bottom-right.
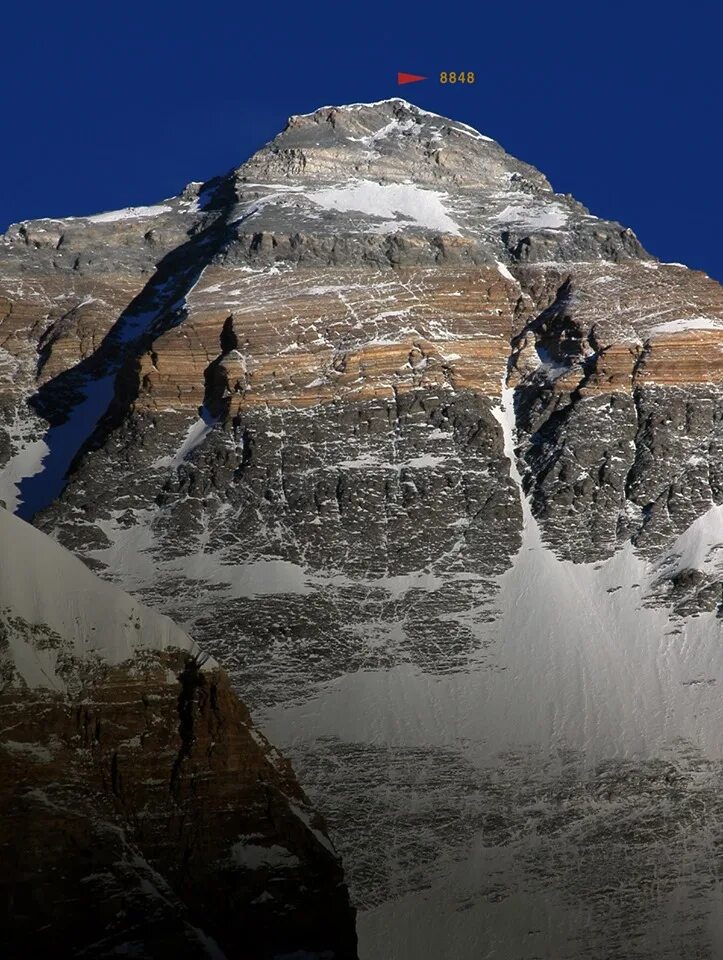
[[0, 508, 357, 959], [507, 262, 723, 561]]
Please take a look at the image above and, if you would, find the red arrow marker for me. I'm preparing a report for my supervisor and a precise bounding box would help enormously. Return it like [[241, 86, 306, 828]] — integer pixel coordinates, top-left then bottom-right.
[[397, 72, 428, 85]]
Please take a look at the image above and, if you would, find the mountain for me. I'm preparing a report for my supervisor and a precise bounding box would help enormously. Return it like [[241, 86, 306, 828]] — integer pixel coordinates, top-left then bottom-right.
[[0, 506, 357, 959], [1, 98, 722, 959]]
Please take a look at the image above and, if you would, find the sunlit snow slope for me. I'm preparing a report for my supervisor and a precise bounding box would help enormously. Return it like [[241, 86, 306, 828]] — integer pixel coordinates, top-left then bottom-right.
[[0, 505, 201, 689], [261, 377, 723, 960]]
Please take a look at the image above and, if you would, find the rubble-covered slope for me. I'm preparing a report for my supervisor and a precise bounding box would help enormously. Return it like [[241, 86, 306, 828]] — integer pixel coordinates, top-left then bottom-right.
[[0, 507, 357, 959]]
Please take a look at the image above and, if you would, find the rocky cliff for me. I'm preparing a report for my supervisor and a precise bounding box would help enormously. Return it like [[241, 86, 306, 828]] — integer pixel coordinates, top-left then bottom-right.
[[0, 99, 721, 960], [0, 507, 357, 959]]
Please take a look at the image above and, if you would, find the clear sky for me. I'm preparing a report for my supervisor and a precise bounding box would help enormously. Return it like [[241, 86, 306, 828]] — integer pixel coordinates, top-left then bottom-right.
[[3, 1, 722, 280]]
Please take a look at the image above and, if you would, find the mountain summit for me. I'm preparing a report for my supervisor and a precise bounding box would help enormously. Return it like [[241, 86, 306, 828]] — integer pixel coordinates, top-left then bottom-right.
[[1, 101, 722, 959], [208, 98, 644, 265], [242, 98, 545, 190]]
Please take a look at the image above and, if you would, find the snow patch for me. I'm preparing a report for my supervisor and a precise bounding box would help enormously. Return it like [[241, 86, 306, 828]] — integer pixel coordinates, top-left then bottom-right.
[[288, 800, 337, 856], [154, 409, 218, 470], [350, 118, 417, 147], [308, 181, 461, 236], [229, 841, 300, 870], [648, 316, 723, 335], [492, 201, 568, 231], [496, 261, 517, 283], [85, 204, 172, 223]]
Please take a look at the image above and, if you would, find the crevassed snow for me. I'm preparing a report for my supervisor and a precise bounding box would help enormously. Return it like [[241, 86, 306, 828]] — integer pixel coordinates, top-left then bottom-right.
[[648, 316, 723, 335], [308, 181, 462, 236], [85, 204, 172, 223], [0, 508, 206, 691]]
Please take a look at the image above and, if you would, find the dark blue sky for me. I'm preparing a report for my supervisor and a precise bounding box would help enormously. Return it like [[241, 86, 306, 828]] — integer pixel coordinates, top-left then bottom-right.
[[4, 1, 722, 279]]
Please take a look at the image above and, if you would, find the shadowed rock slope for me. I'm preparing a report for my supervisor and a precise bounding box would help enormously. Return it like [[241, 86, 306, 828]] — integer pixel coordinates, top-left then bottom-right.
[[0, 507, 357, 959]]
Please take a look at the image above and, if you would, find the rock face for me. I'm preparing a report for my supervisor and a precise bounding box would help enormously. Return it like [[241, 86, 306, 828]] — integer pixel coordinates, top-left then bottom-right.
[[0, 98, 722, 959], [0, 507, 357, 959]]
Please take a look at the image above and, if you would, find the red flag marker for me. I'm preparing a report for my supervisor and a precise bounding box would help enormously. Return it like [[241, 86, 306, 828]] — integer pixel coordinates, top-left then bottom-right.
[[397, 72, 427, 85]]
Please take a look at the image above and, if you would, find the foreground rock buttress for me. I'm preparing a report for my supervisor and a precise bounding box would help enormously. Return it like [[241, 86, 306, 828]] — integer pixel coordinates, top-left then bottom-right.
[[0, 509, 357, 959]]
